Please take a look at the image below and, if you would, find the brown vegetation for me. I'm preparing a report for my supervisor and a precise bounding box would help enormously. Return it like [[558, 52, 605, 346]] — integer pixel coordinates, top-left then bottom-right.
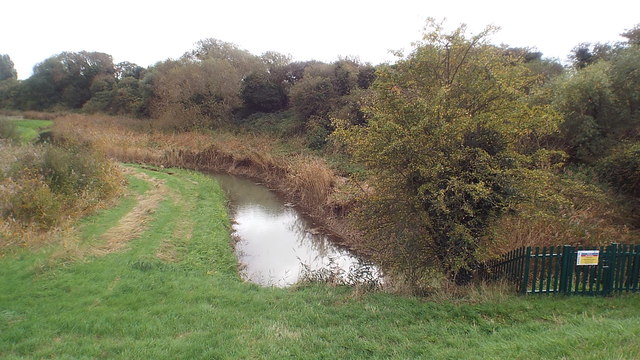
[[0, 138, 125, 251], [485, 182, 639, 258]]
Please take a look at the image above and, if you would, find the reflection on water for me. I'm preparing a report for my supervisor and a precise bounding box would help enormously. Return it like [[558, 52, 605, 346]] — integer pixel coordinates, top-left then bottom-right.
[[212, 173, 378, 287]]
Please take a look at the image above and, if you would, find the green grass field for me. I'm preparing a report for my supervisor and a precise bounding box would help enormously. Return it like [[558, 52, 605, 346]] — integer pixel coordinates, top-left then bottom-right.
[[0, 118, 53, 142], [1, 165, 639, 359], [13, 119, 53, 142]]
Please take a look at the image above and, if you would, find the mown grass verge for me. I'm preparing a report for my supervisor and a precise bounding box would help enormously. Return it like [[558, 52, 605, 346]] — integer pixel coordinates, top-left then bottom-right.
[[1, 164, 639, 359]]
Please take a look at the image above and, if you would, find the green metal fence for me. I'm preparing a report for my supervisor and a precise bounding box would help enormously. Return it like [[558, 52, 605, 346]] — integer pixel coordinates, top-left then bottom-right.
[[482, 243, 640, 295]]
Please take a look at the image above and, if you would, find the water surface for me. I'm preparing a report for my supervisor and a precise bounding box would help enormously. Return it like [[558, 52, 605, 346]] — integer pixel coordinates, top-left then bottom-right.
[[212, 173, 377, 287]]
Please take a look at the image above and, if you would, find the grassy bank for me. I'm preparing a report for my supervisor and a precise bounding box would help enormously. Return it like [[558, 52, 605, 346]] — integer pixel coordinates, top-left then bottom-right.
[[1, 165, 639, 359]]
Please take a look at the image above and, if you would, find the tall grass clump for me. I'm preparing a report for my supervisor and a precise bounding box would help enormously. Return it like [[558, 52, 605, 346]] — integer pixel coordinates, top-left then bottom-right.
[[0, 169, 61, 228], [287, 156, 334, 208], [0, 140, 124, 247], [0, 118, 20, 142]]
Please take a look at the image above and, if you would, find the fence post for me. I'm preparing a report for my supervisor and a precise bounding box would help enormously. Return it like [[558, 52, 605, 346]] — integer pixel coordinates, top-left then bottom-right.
[[632, 245, 640, 292], [559, 245, 574, 295], [520, 247, 532, 295], [603, 243, 618, 296]]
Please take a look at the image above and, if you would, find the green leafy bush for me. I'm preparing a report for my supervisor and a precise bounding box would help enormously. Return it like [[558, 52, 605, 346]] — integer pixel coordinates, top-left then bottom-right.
[[597, 142, 640, 197], [334, 21, 563, 289], [305, 116, 330, 150], [236, 110, 301, 136]]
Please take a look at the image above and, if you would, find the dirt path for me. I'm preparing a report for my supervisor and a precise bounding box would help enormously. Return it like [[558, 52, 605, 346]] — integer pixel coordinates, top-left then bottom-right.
[[91, 167, 169, 256]]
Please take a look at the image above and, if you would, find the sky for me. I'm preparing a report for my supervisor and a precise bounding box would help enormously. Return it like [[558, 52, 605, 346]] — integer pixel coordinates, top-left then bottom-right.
[[2, 0, 638, 79]]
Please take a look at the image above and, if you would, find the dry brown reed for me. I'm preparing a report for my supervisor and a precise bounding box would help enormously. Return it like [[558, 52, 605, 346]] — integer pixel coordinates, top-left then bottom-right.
[[483, 184, 639, 258], [287, 157, 334, 208]]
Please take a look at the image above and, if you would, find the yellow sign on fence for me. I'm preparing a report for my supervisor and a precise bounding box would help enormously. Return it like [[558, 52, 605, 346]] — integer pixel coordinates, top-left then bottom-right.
[[576, 250, 600, 266]]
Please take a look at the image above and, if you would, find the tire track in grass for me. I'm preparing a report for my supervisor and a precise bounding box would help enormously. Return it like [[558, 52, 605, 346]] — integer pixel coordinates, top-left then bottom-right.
[[155, 199, 194, 262], [91, 167, 169, 256]]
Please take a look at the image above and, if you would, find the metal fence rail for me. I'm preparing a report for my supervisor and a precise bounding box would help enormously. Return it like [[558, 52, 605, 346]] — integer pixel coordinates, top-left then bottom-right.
[[482, 243, 640, 295]]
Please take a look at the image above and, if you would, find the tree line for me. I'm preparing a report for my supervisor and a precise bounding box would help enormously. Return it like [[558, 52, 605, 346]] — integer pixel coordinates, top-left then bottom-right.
[[0, 40, 376, 147]]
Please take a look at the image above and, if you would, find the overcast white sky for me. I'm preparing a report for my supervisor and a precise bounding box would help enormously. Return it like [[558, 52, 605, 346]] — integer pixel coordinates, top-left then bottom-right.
[[2, 0, 638, 79]]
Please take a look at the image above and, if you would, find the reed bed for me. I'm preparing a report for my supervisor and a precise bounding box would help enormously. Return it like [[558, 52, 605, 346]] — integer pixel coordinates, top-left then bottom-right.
[[483, 178, 639, 258]]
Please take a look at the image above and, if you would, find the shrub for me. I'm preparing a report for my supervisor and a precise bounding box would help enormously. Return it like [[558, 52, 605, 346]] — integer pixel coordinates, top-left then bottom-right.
[[41, 144, 123, 211], [43, 146, 99, 195], [334, 22, 562, 285], [289, 75, 336, 121], [305, 116, 330, 150], [0, 141, 123, 234], [236, 110, 302, 137], [596, 142, 640, 197], [0, 171, 61, 228], [240, 71, 287, 113]]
